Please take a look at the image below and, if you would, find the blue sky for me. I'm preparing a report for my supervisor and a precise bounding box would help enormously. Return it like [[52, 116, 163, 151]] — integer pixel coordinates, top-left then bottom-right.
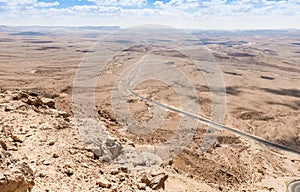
[[51, 0, 171, 8], [0, 0, 299, 29], [50, 0, 95, 8]]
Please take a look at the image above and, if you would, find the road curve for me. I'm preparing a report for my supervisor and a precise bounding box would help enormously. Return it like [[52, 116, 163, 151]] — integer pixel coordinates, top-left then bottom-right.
[[125, 54, 300, 156], [288, 180, 300, 192]]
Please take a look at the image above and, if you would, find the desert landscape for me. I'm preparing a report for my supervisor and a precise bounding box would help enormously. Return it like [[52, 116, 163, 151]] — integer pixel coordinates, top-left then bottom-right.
[[0, 25, 300, 191]]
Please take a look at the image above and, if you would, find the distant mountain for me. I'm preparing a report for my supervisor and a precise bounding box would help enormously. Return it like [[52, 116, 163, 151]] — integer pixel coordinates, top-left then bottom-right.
[[10, 31, 46, 36], [2, 26, 299, 37], [1, 25, 120, 32], [0, 26, 121, 36], [191, 29, 300, 37], [77, 26, 120, 31], [199, 39, 247, 46]]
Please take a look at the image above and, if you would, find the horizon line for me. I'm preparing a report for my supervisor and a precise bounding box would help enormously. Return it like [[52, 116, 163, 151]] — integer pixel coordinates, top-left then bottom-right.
[[1, 25, 300, 31]]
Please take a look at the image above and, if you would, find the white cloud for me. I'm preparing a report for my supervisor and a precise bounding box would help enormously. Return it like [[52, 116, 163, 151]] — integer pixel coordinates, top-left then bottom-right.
[[153, 1, 163, 8], [152, 0, 300, 17], [0, 0, 36, 6], [72, 5, 98, 12], [0, 0, 33, 3], [0, 0, 59, 10], [37, 1, 59, 8], [0, 0, 299, 29], [87, 0, 147, 7]]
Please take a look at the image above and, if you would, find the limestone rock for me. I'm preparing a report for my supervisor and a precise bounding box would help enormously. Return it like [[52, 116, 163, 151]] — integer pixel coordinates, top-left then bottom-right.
[[53, 119, 68, 129], [11, 135, 23, 143], [38, 123, 52, 130], [64, 168, 74, 176], [41, 98, 55, 109], [63, 162, 75, 176], [119, 166, 129, 174], [110, 168, 119, 175], [138, 172, 151, 185], [0, 140, 7, 150], [138, 183, 147, 190], [52, 153, 59, 158], [0, 159, 35, 192], [149, 173, 168, 190], [25, 97, 42, 107], [4, 105, 14, 112], [57, 110, 69, 118], [43, 161, 51, 166], [138, 171, 168, 190], [96, 177, 111, 188]]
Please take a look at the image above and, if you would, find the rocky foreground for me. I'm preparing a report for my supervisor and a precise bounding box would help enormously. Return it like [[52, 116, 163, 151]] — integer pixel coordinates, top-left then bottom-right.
[[0, 89, 300, 192], [0, 89, 217, 192]]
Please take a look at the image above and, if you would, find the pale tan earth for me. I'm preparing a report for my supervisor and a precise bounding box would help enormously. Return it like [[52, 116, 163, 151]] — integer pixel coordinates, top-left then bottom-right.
[[0, 28, 300, 191]]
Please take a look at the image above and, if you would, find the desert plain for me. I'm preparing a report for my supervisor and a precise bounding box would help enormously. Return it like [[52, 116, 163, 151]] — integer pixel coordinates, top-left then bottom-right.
[[0, 26, 300, 191]]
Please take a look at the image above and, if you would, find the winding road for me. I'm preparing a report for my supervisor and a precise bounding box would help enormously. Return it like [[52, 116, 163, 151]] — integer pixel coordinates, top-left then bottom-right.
[[125, 54, 300, 156], [288, 180, 300, 192]]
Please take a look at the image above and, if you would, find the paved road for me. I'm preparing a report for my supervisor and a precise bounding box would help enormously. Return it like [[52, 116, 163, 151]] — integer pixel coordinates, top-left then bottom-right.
[[125, 54, 300, 156], [288, 180, 300, 192]]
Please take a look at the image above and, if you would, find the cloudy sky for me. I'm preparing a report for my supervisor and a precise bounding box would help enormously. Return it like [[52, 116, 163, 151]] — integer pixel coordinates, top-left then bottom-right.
[[0, 0, 299, 29]]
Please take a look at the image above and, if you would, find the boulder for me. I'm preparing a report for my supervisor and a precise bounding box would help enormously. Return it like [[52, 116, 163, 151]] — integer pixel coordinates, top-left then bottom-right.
[[41, 98, 55, 109], [149, 173, 168, 190], [96, 177, 111, 188], [0, 157, 35, 192]]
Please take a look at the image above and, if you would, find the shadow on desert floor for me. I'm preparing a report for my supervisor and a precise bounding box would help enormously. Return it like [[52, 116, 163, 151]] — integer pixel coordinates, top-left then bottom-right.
[[261, 88, 300, 98]]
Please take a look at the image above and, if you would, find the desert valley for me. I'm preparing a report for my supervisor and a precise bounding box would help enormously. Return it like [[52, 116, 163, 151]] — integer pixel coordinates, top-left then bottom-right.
[[0, 26, 300, 191]]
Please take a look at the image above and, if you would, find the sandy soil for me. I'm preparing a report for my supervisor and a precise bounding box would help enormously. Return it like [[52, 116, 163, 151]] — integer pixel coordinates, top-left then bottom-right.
[[1, 28, 300, 191]]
